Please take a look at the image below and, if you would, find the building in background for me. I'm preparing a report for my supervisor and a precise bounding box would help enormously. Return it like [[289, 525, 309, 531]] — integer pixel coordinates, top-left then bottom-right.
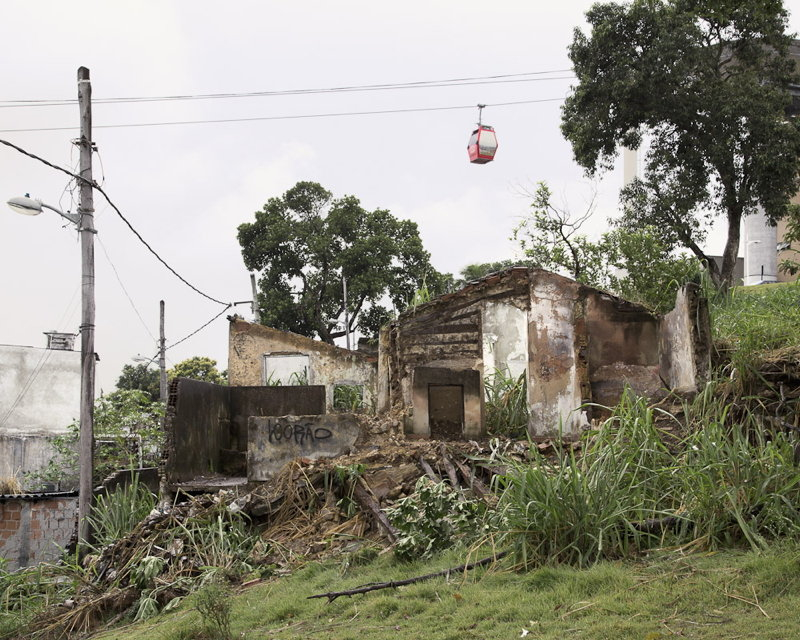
[[0, 333, 80, 489]]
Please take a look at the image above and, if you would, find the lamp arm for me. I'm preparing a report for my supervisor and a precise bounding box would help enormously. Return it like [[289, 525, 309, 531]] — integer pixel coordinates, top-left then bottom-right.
[[40, 202, 81, 225]]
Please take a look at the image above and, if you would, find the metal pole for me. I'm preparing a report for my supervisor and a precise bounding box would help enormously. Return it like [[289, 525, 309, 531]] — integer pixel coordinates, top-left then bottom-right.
[[159, 300, 167, 403], [76, 66, 95, 548], [342, 274, 350, 350]]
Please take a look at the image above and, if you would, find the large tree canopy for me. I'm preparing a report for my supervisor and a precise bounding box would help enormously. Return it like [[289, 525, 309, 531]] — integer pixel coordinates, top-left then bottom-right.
[[238, 182, 449, 343], [561, 0, 800, 288]]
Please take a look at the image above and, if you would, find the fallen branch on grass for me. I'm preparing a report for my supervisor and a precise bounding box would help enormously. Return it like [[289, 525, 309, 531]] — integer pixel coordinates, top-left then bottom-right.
[[307, 551, 509, 603]]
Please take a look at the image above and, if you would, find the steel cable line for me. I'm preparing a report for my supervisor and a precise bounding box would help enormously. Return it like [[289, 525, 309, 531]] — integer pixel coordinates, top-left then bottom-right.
[[167, 305, 233, 351], [0, 97, 565, 133], [0, 70, 574, 107], [0, 137, 229, 306]]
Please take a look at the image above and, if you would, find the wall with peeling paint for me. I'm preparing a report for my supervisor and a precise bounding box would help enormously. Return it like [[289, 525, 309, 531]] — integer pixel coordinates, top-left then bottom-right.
[[381, 268, 710, 441], [228, 318, 376, 411]]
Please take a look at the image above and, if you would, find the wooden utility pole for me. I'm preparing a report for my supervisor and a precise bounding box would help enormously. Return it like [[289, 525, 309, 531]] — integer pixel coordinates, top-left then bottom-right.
[[77, 66, 95, 548], [159, 300, 167, 403]]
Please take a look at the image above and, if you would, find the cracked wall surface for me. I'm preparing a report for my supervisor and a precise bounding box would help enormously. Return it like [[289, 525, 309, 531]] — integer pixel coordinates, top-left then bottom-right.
[[228, 319, 376, 411], [380, 268, 710, 440]]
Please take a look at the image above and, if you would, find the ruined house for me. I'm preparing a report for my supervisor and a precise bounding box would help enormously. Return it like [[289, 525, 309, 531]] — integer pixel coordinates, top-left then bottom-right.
[[227, 318, 376, 410], [377, 268, 709, 440], [203, 267, 709, 483]]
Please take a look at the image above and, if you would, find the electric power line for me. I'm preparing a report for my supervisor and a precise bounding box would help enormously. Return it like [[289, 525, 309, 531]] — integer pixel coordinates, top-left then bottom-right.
[[0, 97, 565, 134], [0, 137, 230, 307], [97, 235, 158, 342], [167, 304, 232, 351], [93, 184, 230, 306], [0, 70, 574, 108]]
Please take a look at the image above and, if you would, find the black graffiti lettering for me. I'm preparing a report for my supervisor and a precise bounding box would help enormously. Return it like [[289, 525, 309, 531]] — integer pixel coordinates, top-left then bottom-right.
[[267, 420, 333, 446]]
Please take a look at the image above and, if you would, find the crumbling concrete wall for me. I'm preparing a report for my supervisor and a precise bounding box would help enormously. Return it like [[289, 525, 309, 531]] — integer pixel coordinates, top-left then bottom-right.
[[228, 319, 376, 411], [164, 378, 327, 488], [0, 344, 80, 482], [584, 288, 663, 411], [229, 386, 326, 453], [382, 268, 531, 438], [165, 378, 231, 485], [527, 271, 588, 439], [0, 494, 77, 570], [248, 413, 361, 481], [382, 267, 709, 441], [660, 284, 712, 393]]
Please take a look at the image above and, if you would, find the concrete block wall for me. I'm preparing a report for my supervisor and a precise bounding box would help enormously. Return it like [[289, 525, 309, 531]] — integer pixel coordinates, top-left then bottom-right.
[[0, 495, 77, 570]]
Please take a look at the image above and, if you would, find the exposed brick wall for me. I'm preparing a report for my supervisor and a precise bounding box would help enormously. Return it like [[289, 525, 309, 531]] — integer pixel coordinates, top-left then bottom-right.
[[0, 495, 77, 570]]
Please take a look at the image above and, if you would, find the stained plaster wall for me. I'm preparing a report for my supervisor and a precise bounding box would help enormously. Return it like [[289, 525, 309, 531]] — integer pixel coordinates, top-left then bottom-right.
[[382, 269, 531, 437], [584, 289, 663, 410], [659, 284, 712, 393], [0, 344, 80, 483], [527, 272, 587, 439], [383, 268, 709, 441], [228, 319, 376, 411]]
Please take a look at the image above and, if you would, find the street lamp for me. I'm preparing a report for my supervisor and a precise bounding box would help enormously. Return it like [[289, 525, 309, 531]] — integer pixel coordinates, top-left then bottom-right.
[[7, 195, 80, 224], [6, 192, 96, 548]]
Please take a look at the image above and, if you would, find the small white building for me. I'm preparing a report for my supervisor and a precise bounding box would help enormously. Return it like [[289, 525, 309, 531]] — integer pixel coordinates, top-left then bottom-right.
[[0, 333, 80, 488]]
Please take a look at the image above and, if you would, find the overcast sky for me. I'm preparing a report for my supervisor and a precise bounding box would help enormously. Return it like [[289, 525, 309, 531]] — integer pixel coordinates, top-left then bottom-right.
[[1, 1, 798, 393]]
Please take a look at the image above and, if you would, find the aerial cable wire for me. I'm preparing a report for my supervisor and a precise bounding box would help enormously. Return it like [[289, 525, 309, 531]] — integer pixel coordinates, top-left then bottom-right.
[[0, 137, 230, 307], [0, 97, 565, 134], [167, 305, 233, 351], [0, 70, 574, 108]]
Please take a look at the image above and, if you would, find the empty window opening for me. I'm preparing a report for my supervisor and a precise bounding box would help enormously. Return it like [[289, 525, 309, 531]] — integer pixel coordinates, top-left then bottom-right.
[[333, 384, 365, 411], [263, 354, 310, 386]]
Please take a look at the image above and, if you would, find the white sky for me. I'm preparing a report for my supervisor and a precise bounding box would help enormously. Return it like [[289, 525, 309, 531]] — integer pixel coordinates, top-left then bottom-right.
[[1, 1, 798, 392]]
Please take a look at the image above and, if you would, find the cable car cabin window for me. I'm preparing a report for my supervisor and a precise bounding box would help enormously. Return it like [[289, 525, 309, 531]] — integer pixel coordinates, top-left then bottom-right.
[[468, 131, 479, 147], [479, 129, 497, 155]]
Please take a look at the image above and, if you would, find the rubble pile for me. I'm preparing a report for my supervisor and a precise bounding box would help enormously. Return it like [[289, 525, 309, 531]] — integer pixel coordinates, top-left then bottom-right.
[[27, 435, 547, 639]]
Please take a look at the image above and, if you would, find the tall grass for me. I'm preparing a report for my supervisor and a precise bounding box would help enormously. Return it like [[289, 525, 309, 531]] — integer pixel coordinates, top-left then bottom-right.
[[493, 388, 800, 568], [484, 368, 529, 437], [709, 281, 800, 388], [676, 383, 800, 550], [493, 391, 676, 568], [88, 473, 157, 548]]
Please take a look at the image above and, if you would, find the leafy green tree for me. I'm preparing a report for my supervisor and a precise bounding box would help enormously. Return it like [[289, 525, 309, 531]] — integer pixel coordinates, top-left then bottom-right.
[[237, 181, 450, 343], [168, 356, 226, 385], [26, 389, 164, 490], [606, 228, 700, 314], [512, 182, 612, 289], [561, 0, 800, 289], [514, 182, 699, 312], [116, 363, 160, 402]]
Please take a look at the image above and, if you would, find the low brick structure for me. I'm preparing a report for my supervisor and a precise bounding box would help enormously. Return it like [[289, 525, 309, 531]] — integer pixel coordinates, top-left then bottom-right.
[[0, 493, 77, 570]]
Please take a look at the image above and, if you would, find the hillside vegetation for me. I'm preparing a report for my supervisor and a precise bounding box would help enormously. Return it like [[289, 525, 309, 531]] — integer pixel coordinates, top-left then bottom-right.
[[1, 282, 799, 640]]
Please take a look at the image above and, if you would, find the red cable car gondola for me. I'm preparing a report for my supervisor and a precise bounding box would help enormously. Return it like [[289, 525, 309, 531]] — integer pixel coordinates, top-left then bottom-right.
[[467, 104, 498, 164]]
